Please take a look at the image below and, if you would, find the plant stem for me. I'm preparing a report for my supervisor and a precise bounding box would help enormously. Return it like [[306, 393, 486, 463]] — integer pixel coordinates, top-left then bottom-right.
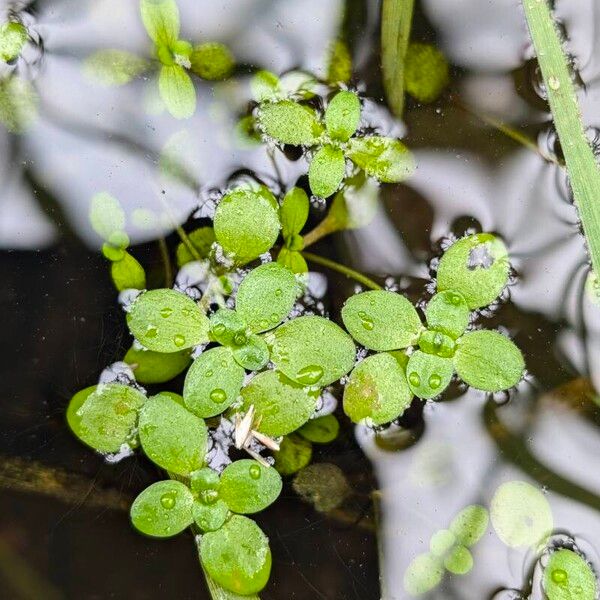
[[302, 218, 341, 248], [301, 251, 383, 290], [158, 237, 173, 287], [381, 0, 414, 117], [522, 0, 600, 279]]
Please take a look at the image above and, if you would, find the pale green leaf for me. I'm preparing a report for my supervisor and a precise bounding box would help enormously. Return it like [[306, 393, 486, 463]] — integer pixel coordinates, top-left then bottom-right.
[[213, 184, 280, 265], [83, 50, 149, 86], [346, 136, 415, 183], [278, 71, 319, 99], [176, 227, 215, 266], [89, 192, 126, 241], [277, 248, 308, 274], [449, 505, 489, 547], [138, 393, 207, 475], [200, 515, 272, 596], [269, 315, 356, 387], [273, 434, 312, 476], [183, 346, 245, 417], [236, 263, 298, 332], [0, 22, 28, 63], [406, 350, 454, 399], [326, 39, 352, 85], [341, 290, 422, 351], [324, 91, 361, 142], [292, 463, 350, 512], [192, 499, 229, 532], [404, 42, 450, 103], [343, 352, 412, 424], [140, 0, 180, 45], [327, 172, 378, 231], [257, 100, 323, 146], [127, 288, 210, 352], [443, 545, 473, 575], [425, 290, 470, 339], [543, 549, 597, 600], [429, 529, 456, 558], [110, 251, 146, 291], [220, 459, 282, 514], [298, 414, 339, 443], [0, 76, 38, 132], [403, 553, 444, 596], [190, 42, 234, 80], [308, 144, 346, 198], [232, 334, 270, 371], [130, 480, 194, 538], [159, 64, 196, 119], [280, 187, 309, 240], [454, 330, 524, 391], [250, 70, 280, 102], [124, 344, 191, 384], [437, 233, 510, 309]]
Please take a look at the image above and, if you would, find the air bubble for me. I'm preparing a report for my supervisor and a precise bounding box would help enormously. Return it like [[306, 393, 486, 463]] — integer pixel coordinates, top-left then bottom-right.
[[295, 364, 324, 385], [173, 334, 186, 347]]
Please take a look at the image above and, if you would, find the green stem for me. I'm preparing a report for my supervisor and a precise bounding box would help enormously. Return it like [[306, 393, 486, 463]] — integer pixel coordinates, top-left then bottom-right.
[[302, 218, 341, 248], [522, 0, 600, 279], [158, 237, 173, 287], [301, 251, 383, 290], [381, 0, 414, 117]]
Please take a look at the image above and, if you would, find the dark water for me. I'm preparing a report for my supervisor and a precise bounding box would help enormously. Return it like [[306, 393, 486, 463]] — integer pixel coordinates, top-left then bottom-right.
[[2, 0, 600, 598]]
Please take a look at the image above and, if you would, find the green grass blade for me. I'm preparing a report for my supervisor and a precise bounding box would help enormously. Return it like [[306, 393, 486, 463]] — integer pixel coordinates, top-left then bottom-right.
[[380, 0, 414, 117], [522, 0, 600, 280]]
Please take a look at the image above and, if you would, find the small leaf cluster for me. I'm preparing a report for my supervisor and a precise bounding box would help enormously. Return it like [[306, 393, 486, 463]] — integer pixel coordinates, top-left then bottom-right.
[[342, 233, 525, 425]]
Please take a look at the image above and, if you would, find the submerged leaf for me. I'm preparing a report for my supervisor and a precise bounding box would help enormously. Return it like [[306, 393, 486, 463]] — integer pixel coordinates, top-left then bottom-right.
[[404, 42, 450, 104], [0, 76, 38, 132], [83, 50, 149, 86], [543, 549, 597, 600], [454, 330, 524, 391], [324, 91, 361, 142], [159, 64, 196, 119], [346, 136, 415, 183], [176, 227, 215, 266], [269, 315, 356, 387], [406, 350, 454, 399], [341, 290, 422, 351], [443, 545, 473, 575], [257, 100, 323, 146], [280, 187, 309, 240], [449, 505, 489, 547], [110, 251, 146, 291], [326, 39, 352, 85], [140, 0, 180, 45], [200, 515, 272, 595], [0, 21, 28, 63], [425, 290, 470, 339], [292, 463, 350, 512], [220, 459, 282, 514], [130, 480, 194, 538], [273, 434, 312, 476], [124, 344, 191, 384], [308, 144, 346, 198], [127, 288, 210, 353], [190, 42, 234, 80], [298, 414, 339, 443], [89, 192, 126, 242]]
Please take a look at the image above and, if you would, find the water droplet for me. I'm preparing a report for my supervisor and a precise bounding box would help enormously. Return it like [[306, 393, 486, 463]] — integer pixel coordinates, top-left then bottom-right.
[[205, 369, 213, 377], [249, 464, 261, 479], [210, 388, 227, 403], [270, 313, 279, 323], [259, 319, 270, 329], [173, 334, 186, 347], [551, 568, 568, 584], [213, 323, 226, 336], [181, 307, 192, 317], [145, 326, 158, 338], [275, 288, 282, 297], [357, 310, 374, 331], [201, 489, 219, 505], [160, 307, 173, 318], [160, 492, 176, 509], [449, 292, 462, 305], [429, 374, 442, 389], [408, 371, 421, 387], [296, 364, 324, 385], [199, 518, 208, 529], [233, 332, 247, 346], [548, 75, 561, 90]]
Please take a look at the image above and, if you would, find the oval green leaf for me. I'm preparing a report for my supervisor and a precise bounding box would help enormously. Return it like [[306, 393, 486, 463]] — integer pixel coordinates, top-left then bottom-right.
[[403, 553, 444, 596], [232, 334, 270, 371], [159, 64, 196, 120], [257, 100, 323, 146], [110, 251, 146, 291], [444, 545, 473, 575], [449, 505, 489, 547], [308, 144, 346, 198], [83, 49, 149, 86], [292, 463, 350, 512], [347, 136, 415, 183], [124, 344, 191, 384], [298, 414, 340, 443], [140, 0, 180, 45], [273, 434, 313, 476], [280, 187, 309, 240], [425, 290, 470, 339], [324, 90, 361, 141], [406, 350, 454, 399], [190, 42, 234, 80], [192, 499, 229, 532], [176, 226, 215, 267], [209, 307, 248, 347], [89, 192, 125, 241], [404, 42, 450, 104], [543, 549, 597, 600]]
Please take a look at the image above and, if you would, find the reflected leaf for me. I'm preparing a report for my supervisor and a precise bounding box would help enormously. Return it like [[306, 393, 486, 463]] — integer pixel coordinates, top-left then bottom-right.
[[89, 192, 126, 241], [346, 136, 415, 183], [324, 91, 361, 142], [0, 76, 38, 132], [0, 21, 28, 63], [140, 0, 180, 46], [404, 43, 450, 103], [257, 100, 323, 146], [83, 50, 150, 86], [403, 553, 444, 596], [298, 414, 339, 443], [308, 144, 346, 198], [159, 64, 196, 119], [273, 434, 312, 476], [292, 463, 350, 512], [190, 42, 234, 80], [326, 39, 352, 85], [124, 344, 191, 384]]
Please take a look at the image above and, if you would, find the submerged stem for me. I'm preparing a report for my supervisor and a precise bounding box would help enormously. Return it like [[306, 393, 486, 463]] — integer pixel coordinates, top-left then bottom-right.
[[301, 251, 383, 290]]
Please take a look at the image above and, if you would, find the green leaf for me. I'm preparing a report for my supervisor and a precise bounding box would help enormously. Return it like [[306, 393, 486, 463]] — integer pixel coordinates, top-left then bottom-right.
[[232, 334, 270, 371], [0, 76, 38, 132], [236, 263, 298, 333], [190, 42, 234, 80], [277, 248, 308, 274], [127, 288, 210, 353], [403, 553, 444, 596], [190, 466, 220, 495], [437, 233, 510, 309], [326, 39, 352, 85], [209, 308, 248, 347], [278, 71, 318, 99], [250, 70, 280, 102], [269, 315, 356, 387], [308, 144, 346, 198], [454, 330, 524, 392], [176, 227, 215, 266], [140, 0, 180, 45], [184, 346, 245, 417], [298, 414, 339, 443], [346, 136, 415, 183], [449, 505, 489, 547], [124, 344, 191, 384], [292, 463, 350, 512], [220, 459, 282, 514], [341, 290, 422, 351], [404, 42, 450, 103], [429, 529, 456, 558], [110, 251, 146, 291], [406, 350, 454, 399], [417, 329, 456, 359], [490, 480, 553, 548], [130, 480, 194, 538], [324, 91, 361, 142], [192, 499, 229, 532], [159, 64, 196, 119], [543, 549, 597, 600], [425, 290, 470, 339], [67, 383, 146, 454], [280, 187, 309, 240], [89, 192, 126, 241], [343, 352, 412, 424], [0, 22, 28, 63], [213, 184, 280, 265], [83, 50, 149, 86], [138, 393, 207, 475], [273, 434, 312, 476], [200, 515, 272, 595], [443, 545, 473, 575], [257, 100, 323, 146], [240, 370, 319, 437]]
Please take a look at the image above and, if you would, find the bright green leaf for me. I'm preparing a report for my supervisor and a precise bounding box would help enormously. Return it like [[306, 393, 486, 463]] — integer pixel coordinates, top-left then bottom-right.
[[176, 227, 215, 267], [273, 434, 312, 476], [269, 315, 356, 387], [138, 393, 207, 475], [257, 100, 323, 146], [67, 383, 146, 454], [341, 290, 422, 351], [102, 243, 126, 261], [437, 233, 510, 309], [213, 184, 280, 265], [127, 288, 210, 353], [324, 91, 361, 142], [190, 467, 220, 494], [190, 42, 234, 80], [280, 187, 309, 240], [209, 308, 248, 347], [130, 480, 193, 538], [220, 459, 282, 514], [418, 329, 456, 358], [346, 136, 415, 183], [403, 553, 444, 596], [543, 549, 597, 600], [236, 263, 298, 333], [326, 39, 352, 85], [200, 515, 272, 595], [343, 352, 412, 424], [292, 463, 350, 512], [308, 144, 346, 198], [83, 50, 149, 86], [240, 370, 319, 437], [443, 545, 473, 575], [140, 0, 180, 45], [89, 192, 125, 242], [406, 350, 454, 399], [454, 330, 524, 392], [277, 248, 308, 274], [232, 334, 270, 371], [425, 290, 470, 339], [250, 70, 280, 102], [159, 64, 196, 119], [298, 414, 339, 444], [0, 22, 28, 63], [183, 346, 245, 418], [404, 42, 450, 104], [110, 251, 146, 291], [449, 505, 489, 547], [0, 76, 38, 132], [125, 344, 191, 384], [192, 499, 229, 532]]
